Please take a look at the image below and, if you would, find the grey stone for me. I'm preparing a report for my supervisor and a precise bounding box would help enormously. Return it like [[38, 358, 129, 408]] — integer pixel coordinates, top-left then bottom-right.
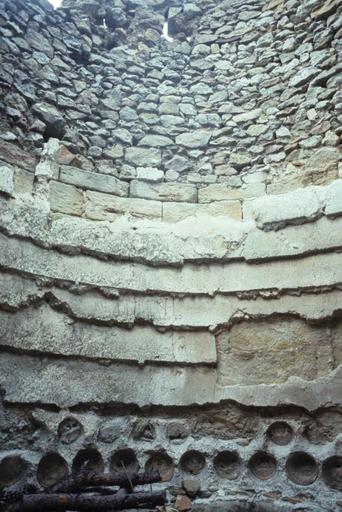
[[0, 166, 14, 196], [130, 180, 197, 203], [32, 102, 65, 138], [175, 131, 212, 148], [125, 147, 162, 167], [138, 135, 173, 147], [60, 166, 129, 197]]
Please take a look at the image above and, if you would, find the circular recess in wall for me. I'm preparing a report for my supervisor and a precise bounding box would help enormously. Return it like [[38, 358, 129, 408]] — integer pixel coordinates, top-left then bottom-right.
[[110, 448, 139, 473], [72, 448, 104, 474], [213, 450, 241, 480], [145, 451, 175, 481], [322, 456, 342, 490], [286, 452, 318, 486], [58, 417, 83, 444], [37, 453, 68, 487], [266, 421, 294, 445], [0, 455, 28, 487], [180, 450, 206, 475], [248, 451, 276, 480]]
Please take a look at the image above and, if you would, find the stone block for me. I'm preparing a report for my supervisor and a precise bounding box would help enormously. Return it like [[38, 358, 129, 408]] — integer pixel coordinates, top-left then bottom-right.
[[125, 147, 162, 167], [130, 180, 197, 203], [0, 141, 37, 171], [175, 130, 212, 148], [0, 166, 14, 196], [218, 317, 338, 386], [198, 183, 265, 203], [244, 186, 325, 230], [50, 180, 84, 216], [60, 165, 129, 197], [325, 179, 342, 217], [14, 168, 34, 195], [136, 167, 164, 182], [85, 190, 162, 220], [162, 200, 242, 222]]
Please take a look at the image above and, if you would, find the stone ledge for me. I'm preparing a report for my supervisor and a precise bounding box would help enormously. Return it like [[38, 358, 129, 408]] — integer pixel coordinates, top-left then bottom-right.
[[0, 305, 216, 365], [244, 180, 342, 230], [1, 272, 340, 329], [1, 233, 341, 296]]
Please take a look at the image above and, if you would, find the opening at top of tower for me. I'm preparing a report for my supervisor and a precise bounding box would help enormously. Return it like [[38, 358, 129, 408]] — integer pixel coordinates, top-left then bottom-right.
[[48, 0, 62, 8]]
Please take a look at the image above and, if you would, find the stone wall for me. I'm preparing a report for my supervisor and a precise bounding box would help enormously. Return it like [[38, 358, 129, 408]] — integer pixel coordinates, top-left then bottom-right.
[[0, 0, 341, 510]]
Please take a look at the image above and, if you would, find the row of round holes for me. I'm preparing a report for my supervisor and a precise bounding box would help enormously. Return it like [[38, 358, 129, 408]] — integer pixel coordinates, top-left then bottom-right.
[[0, 449, 340, 490]]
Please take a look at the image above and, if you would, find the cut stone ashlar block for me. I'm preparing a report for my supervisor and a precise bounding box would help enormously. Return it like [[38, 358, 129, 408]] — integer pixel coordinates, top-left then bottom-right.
[[50, 180, 84, 216], [244, 179, 342, 231], [60, 165, 129, 197], [130, 180, 197, 203], [162, 200, 242, 222], [198, 182, 266, 203], [85, 190, 162, 221], [0, 165, 14, 196]]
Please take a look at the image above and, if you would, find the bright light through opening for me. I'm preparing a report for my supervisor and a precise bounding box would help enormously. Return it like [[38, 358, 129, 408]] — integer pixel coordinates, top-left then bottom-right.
[[49, 0, 62, 7]]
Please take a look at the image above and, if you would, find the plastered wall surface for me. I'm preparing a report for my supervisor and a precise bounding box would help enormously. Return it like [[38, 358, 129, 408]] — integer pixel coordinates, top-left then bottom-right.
[[0, 0, 341, 510]]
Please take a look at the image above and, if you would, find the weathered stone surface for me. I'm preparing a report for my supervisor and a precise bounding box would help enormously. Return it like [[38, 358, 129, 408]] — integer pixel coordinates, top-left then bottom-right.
[[244, 186, 324, 230], [0, 141, 37, 171], [0, 166, 14, 196], [60, 166, 129, 197], [218, 317, 341, 385], [32, 103, 66, 138], [175, 131, 212, 148], [14, 168, 34, 195], [85, 190, 162, 221], [1, 232, 340, 296], [138, 135, 173, 147], [125, 147, 162, 167], [198, 182, 266, 202], [0, 305, 216, 365], [325, 180, 342, 217], [130, 181, 197, 203], [0, 352, 217, 407], [50, 180, 84, 216], [162, 200, 242, 222]]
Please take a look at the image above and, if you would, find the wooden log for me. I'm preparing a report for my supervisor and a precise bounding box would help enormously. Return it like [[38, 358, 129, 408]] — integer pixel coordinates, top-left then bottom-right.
[[47, 470, 161, 493], [21, 491, 166, 512]]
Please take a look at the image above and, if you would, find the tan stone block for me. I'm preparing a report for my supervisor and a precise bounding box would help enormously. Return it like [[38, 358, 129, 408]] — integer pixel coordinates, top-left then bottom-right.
[[14, 168, 34, 195], [50, 180, 84, 216], [85, 190, 162, 221], [163, 200, 242, 222], [198, 182, 265, 203], [218, 317, 337, 386]]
